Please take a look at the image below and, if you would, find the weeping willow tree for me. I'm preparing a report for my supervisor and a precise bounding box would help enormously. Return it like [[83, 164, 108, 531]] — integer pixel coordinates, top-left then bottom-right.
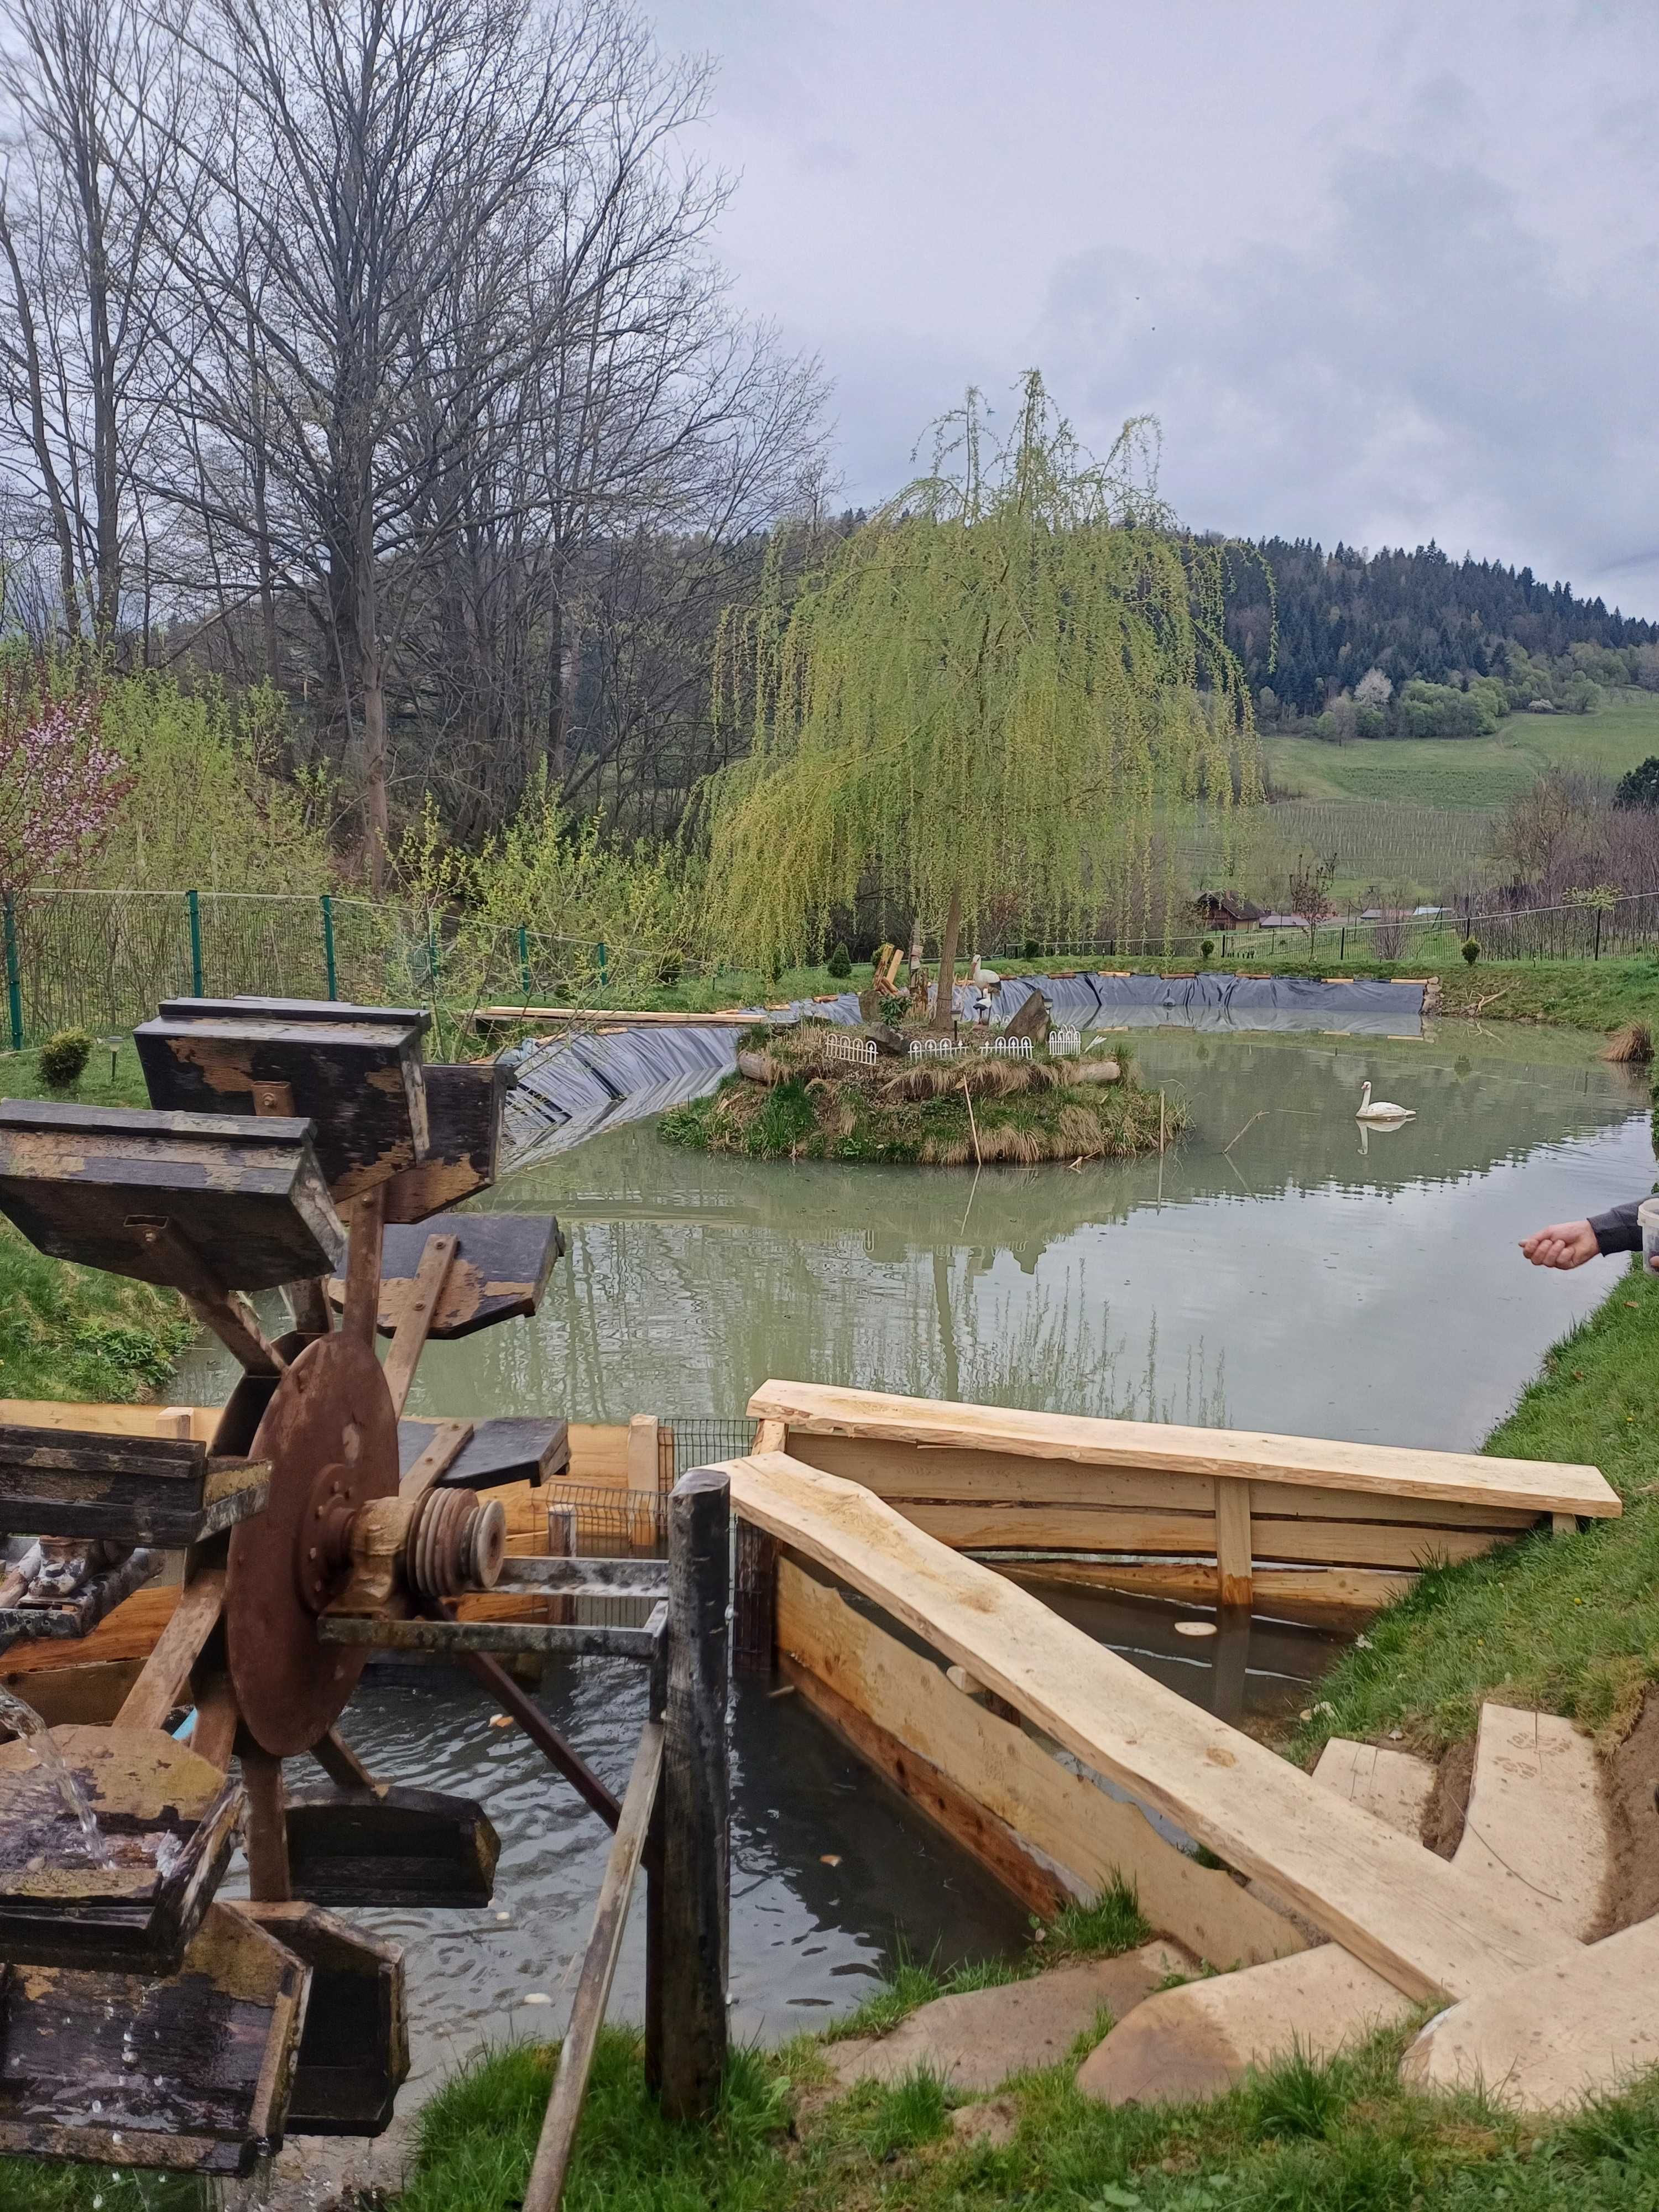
[[702, 371, 1262, 1024]]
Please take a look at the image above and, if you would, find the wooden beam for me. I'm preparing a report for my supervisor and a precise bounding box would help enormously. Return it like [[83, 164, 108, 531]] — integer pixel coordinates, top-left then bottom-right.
[[721, 1451, 1573, 2003], [341, 1186, 387, 1349], [999, 1558, 1416, 1629], [243, 1746, 292, 1901], [380, 1234, 458, 1416], [114, 1567, 226, 1733], [398, 1418, 474, 1500], [520, 1720, 664, 2212], [778, 1558, 1302, 1964], [474, 1005, 771, 1029], [786, 1656, 1068, 1918], [1215, 1479, 1253, 1610], [744, 1381, 1620, 1520]]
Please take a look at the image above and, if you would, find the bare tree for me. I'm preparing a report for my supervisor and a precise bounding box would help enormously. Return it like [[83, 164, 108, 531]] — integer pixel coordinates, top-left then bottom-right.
[[0, 0, 187, 645]]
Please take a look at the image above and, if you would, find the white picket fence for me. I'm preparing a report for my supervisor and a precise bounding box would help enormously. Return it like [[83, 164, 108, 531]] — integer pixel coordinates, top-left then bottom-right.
[[824, 1031, 878, 1066], [1049, 1026, 1082, 1057]]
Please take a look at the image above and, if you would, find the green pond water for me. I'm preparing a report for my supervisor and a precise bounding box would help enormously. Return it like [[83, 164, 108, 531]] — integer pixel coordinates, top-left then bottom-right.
[[394, 1025, 1652, 1451]]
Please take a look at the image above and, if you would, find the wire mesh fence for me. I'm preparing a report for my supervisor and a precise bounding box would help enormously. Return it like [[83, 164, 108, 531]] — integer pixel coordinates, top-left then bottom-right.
[[8, 879, 1659, 1053], [0, 887, 699, 1049]]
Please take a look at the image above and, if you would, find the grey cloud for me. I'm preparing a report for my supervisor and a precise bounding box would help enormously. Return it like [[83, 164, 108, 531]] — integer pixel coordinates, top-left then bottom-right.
[[1040, 150, 1659, 613]]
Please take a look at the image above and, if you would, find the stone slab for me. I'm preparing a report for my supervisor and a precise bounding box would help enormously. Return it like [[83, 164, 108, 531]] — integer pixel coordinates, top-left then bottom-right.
[[1076, 1945, 1415, 2107], [827, 1940, 1196, 2092], [1451, 1704, 1609, 1942], [1401, 1917, 1659, 2111], [1313, 1738, 1435, 1838]]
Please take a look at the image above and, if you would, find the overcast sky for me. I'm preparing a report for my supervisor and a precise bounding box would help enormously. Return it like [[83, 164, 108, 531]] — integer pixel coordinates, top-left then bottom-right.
[[648, 0, 1659, 619]]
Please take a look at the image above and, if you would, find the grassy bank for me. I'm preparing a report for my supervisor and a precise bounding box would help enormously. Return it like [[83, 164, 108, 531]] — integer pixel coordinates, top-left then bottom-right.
[[1291, 1256, 1659, 1759], [660, 1032, 1180, 1165], [0, 1040, 190, 1404], [377, 2017, 1659, 2212]]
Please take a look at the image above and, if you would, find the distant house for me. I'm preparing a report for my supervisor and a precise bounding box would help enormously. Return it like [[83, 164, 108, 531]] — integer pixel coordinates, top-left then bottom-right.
[[1192, 890, 1264, 927]]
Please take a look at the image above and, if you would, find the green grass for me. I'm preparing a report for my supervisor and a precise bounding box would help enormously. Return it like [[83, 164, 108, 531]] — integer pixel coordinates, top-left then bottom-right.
[[0, 1037, 190, 1404], [1292, 1258, 1659, 1760], [377, 2007, 1659, 2212], [659, 1045, 1176, 1167], [1262, 688, 1659, 807]]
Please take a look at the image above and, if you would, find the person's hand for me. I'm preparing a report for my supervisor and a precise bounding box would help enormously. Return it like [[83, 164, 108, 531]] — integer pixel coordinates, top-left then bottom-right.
[[1520, 1220, 1599, 1270]]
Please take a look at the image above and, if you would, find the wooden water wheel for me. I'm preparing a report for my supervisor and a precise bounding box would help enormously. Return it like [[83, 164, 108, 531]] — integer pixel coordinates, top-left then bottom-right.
[[0, 996, 684, 2179]]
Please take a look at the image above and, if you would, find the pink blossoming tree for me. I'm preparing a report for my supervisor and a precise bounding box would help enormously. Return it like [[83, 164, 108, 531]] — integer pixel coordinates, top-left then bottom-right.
[[0, 670, 132, 898]]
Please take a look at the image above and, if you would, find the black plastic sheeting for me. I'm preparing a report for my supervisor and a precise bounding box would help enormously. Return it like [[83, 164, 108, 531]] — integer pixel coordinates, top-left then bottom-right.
[[992, 970, 1427, 1038], [500, 993, 862, 1167], [497, 971, 1426, 1170]]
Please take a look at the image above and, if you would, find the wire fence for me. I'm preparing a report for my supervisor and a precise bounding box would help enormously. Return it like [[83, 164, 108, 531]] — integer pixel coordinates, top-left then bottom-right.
[[0, 887, 691, 1049], [6, 883, 1659, 1051], [1002, 888, 1659, 971]]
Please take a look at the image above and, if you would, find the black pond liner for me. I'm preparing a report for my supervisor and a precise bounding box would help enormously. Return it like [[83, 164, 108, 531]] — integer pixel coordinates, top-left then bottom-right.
[[497, 972, 1427, 1170]]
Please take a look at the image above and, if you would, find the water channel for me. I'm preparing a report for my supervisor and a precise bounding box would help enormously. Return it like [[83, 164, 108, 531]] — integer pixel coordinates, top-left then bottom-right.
[[179, 1021, 1652, 2077]]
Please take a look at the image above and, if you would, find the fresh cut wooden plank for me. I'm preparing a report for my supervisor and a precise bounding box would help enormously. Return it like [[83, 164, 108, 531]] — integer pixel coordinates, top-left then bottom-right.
[[745, 1382, 1620, 1519]]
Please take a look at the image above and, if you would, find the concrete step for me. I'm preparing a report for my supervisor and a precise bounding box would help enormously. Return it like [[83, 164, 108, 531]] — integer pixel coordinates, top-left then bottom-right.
[[825, 1940, 1196, 2093], [1450, 1703, 1610, 1942], [1401, 1916, 1659, 2110], [1075, 1947, 1415, 2107], [1079, 1708, 1610, 2106], [1313, 1737, 1436, 1837]]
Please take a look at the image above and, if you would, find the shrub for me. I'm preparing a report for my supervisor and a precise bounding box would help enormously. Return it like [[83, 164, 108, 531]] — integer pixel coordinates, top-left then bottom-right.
[[1021, 938, 1041, 960], [1462, 937, 1481, 966], [657, 951, 683, 988], [1199, 937, 1214, 961], [38, 1028, 92, 1091], [826, 940, 852, 978]]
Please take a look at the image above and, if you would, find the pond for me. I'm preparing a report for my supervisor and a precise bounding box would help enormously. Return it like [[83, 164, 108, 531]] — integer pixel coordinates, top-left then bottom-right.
[[181, 1023, 1650, 2075]]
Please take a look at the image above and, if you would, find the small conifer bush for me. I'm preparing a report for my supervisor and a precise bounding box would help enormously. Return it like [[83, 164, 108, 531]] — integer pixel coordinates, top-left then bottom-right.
[[38, 1029, 93, 1091], [1462, 937, 1481, 966], [826, 941, 852, 978], [1200, 937, 1215, 961]]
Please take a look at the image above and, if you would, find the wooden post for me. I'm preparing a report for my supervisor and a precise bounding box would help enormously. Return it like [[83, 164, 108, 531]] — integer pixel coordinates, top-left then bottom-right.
[[342, 1187, 387, 1349], [647, 1467, 730, 2120], [1215, 1478, 1254, 1611], [520, 1720, 664, 2212], [627, 1414, 660, 1549], [243, 1746, 293, 1901], [547, 1504, 576, 1626]]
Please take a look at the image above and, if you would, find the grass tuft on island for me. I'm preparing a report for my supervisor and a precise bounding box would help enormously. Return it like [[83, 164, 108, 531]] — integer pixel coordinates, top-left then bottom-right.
[[659, 1025, 1183, 1166]]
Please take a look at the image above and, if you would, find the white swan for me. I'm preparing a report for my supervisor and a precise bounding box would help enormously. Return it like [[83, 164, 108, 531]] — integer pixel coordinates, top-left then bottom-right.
[[1357, 1080, 1415, 1123]]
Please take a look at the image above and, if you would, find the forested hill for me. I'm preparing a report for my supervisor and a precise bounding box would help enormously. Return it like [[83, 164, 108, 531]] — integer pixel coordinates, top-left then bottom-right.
[[1222, 538, 1659, 722]]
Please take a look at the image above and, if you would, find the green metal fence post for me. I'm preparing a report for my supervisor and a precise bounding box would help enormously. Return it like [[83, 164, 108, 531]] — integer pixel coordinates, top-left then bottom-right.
[[187, 889, 204, 997], [3, 894, 22, 1050], [597, 940, 608, 990], [322, 893, 338, 999], [518, 925, 530, 999], [428, 917, 440, 993]]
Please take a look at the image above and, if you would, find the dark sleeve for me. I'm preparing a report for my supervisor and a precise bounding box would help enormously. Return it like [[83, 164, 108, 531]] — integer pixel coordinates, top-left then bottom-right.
[[1589, 1199, 1645, 1255]]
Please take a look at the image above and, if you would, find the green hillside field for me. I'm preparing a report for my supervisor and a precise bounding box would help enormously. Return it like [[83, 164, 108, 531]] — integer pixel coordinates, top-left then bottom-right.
[[1261, 688, 1659, 806], [1214, 688, 1659, 900]]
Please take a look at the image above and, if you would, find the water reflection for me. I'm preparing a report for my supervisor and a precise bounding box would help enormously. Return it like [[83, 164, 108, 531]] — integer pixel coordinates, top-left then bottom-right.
[[397, 1030, 1650, 1451]]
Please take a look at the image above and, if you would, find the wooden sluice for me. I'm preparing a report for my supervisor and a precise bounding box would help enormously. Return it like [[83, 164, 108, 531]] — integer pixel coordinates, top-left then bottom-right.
[[713, 1440, 1600, 2005]]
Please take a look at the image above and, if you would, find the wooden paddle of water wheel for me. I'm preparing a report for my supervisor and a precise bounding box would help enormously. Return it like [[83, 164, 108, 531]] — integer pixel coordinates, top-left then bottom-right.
[[0, 997, 729, 2200]]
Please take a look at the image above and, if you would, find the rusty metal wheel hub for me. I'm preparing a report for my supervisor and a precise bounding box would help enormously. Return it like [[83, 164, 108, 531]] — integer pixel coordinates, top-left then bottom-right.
[[227, 1332, 399, 1757]]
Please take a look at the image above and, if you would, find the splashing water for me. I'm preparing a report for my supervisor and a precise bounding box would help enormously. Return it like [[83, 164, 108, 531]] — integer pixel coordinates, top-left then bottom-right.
[[0, 1684, 112, 1867]]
